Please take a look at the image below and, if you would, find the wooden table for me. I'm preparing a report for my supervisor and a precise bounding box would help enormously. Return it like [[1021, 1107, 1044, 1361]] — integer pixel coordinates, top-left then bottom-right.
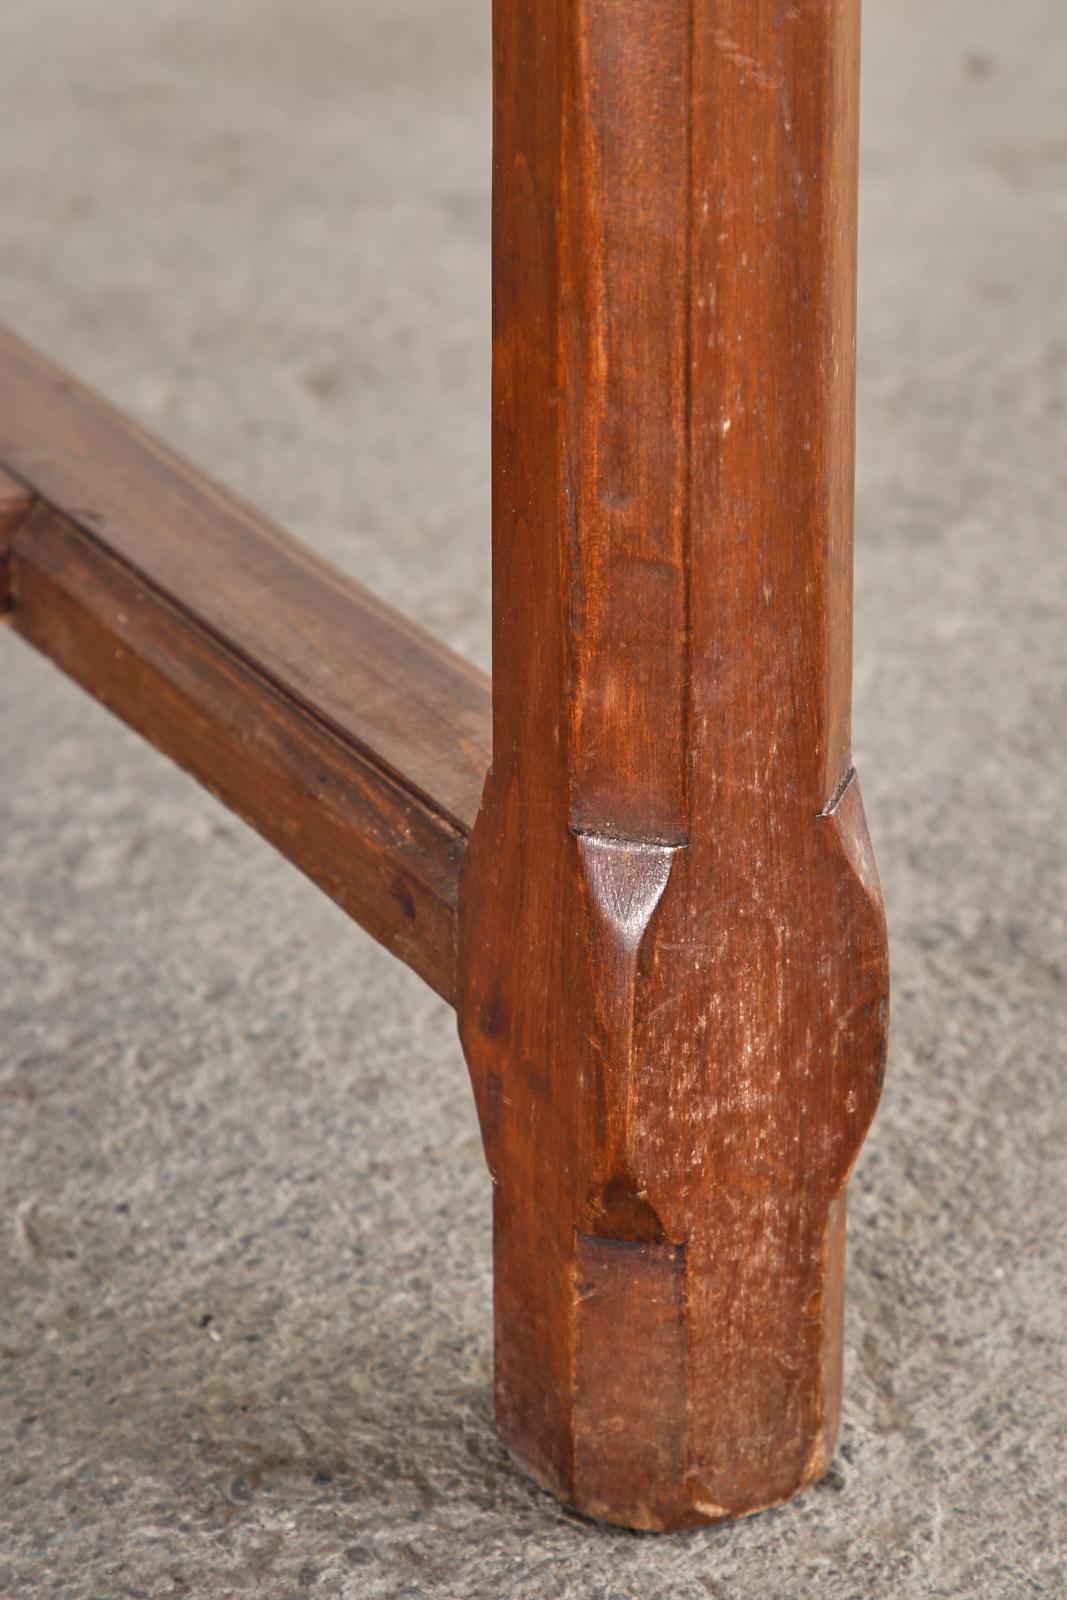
[[0, 0, 889, 1530]]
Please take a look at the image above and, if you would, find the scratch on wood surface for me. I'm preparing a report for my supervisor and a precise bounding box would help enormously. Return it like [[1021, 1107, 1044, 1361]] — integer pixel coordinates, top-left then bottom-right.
[[819, 765, 856, 817], [712, 31, 782, 92]]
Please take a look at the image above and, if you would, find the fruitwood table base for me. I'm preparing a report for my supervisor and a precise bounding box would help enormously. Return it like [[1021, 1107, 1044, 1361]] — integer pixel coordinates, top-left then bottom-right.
[[0, 0, 888, 1533]]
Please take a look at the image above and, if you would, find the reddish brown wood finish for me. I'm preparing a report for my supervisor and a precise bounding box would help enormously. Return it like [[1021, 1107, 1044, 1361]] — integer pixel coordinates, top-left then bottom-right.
[[0, 0, 889, 1533], [456, 0, 889, 1528], [0, 329, 491, 1001], [0, 466, 32, 611]]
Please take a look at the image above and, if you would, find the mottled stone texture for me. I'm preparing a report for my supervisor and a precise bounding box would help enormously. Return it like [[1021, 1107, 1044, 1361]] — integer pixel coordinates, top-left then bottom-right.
[[0, 0, 1064, 1595]]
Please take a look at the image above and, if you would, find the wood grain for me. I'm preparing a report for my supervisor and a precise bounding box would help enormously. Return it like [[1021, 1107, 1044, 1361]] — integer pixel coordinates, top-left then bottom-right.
[[0, 465, 32, 612], [0, 329, 491, 1001], [457, 0, 889, 1528]]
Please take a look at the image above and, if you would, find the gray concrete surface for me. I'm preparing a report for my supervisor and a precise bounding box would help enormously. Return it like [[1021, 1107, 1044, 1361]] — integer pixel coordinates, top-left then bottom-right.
[[1, 1, 1064, 1595]]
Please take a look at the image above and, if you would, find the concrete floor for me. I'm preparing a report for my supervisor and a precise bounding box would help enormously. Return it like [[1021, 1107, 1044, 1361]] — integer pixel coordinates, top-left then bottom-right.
[[1, 1, 1064, 1595]]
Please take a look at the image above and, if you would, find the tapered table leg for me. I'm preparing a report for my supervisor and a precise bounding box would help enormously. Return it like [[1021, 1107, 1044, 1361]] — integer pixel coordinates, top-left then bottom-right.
[[457, 0, 889, 1529]]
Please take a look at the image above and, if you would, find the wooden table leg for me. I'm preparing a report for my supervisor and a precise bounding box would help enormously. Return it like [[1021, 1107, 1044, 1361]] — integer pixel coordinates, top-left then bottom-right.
[[0, 0, 889, 1534], [457, 0, 889, 1529]]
